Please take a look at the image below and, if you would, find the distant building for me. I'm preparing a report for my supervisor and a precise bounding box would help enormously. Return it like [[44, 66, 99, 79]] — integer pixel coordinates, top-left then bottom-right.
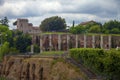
[[13, 19, 41, 34], [13, 19, 41, 45], [79, 20, 98, 26]]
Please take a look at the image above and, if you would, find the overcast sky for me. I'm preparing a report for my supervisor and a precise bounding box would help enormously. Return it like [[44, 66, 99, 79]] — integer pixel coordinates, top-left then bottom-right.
[[0, 0, 120, 29]]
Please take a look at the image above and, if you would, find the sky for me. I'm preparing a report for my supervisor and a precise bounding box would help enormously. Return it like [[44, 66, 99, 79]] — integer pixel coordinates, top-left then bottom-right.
[[0, 0, 120, 29]]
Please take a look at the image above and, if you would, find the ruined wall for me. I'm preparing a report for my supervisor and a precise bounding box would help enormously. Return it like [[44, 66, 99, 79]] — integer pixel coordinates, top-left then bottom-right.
[[39, 34, 120, 52]]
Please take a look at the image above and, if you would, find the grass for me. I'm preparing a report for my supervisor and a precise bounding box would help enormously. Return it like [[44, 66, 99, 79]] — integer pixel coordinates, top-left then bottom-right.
[[83, 33, 120, 36], [41, 32, 71, 35], [0, 77, 7, 80], [32, 51, 65, 57], [40, 32, 120, 36], [41, 51, 64, 55]]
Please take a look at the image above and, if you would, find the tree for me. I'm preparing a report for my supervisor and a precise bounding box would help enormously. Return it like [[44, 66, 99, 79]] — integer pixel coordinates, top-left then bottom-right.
[[88, 25, 101, 33], [0, 17, 9, 27], [0, 42, 9, 61], [14, 33, 32, 53], [0, 24, 12, 45], [103, 20, 120, 34], [69, 25, 86, 34], [40, 16, 66, 32], [70, 20, 102, 34], [110, 28, 120, 34]]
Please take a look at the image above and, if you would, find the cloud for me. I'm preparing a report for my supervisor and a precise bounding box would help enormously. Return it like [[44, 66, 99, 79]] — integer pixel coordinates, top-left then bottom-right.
[[0, 0, 120, 29], [0, 0, 5, 5]]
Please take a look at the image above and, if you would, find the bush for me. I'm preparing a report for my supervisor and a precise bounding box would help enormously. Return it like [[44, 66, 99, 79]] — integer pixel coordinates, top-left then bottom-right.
[[70, 48, 120, 80], [9, 47, 19, 55], [0, 42, 9, 61]]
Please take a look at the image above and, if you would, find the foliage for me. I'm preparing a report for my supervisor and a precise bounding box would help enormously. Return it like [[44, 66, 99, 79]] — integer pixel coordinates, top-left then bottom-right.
[[69, 21, 102, 34], [14, 33, 32, 53], [34, 44, 40, 53], [0, 24, 12, 45], [69, 20, 120, 34], [88, 25, 101, 33], [27, 44, 40, 53], [0, 17, 9, 27], [70, 48, 120, 80], [103, 20, 120, 34], [0, 25, 32, 54], [9, 47, 19, 55], [0, 77, 7, 80], [41, 51, 64, 55], [40, 16, 66, 32], [0, 42, 9, 61], [110, 28, 120, 34], [69, 25, 86, 34]]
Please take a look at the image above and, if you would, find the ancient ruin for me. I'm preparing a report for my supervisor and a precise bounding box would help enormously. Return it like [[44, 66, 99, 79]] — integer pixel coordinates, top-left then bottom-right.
[[30, 34, 120, 53]]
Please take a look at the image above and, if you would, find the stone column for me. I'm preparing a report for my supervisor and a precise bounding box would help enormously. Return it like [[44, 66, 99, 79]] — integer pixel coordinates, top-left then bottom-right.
[[49, 34, 52, 51], [100, 35, 103, 49], [40, 35, 43, 53], [108, 35, 111, 49], [31, 44, 34, 54], [84, 34, 86, 48], [58, 34, 61, 51], [67, 34, 69, 50], [76, 35, 78, 48], [92, 35, 95, 48], [31, 35, 34, 54]]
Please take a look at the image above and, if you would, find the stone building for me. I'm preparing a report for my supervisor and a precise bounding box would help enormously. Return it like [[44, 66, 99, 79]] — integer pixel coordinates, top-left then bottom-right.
[[13, 19, 41, 34], [13, 18, 41, 51]]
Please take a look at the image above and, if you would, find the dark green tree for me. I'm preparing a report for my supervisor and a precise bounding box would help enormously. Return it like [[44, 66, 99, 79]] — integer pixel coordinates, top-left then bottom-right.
[[69, 21, 102, 34], [103, 20, 120, 34], [40, 16, 66, 32], [69, 25, 86, 34], [14, 33, 32, 53], [0, 17, 9, 27]]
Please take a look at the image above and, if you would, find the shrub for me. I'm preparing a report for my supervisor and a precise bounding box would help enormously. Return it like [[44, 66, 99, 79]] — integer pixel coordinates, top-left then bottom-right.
[[70, 48, 120, 80]]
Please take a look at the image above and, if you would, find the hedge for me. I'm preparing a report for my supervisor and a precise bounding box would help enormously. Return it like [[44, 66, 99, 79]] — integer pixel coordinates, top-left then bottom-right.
[[70, 48, 120, 80]]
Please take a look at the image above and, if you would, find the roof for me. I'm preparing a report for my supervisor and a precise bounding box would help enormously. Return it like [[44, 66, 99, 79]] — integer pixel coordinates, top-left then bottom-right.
[[80, 20, 96, 25]]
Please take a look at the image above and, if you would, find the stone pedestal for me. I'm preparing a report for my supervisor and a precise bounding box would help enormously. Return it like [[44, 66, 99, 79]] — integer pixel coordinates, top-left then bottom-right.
[[31, 45, 34, 54], [49, 34, 52, 51], [67, 34, 69, 50], [100, 35, 103, 49], [84, 34, 86, 48], [58, 34, 61, 51], [108, 35, 111, 49], [76, 35, 78, 48], [92, 35, 95, 48], [40, 35, 43, 53]]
